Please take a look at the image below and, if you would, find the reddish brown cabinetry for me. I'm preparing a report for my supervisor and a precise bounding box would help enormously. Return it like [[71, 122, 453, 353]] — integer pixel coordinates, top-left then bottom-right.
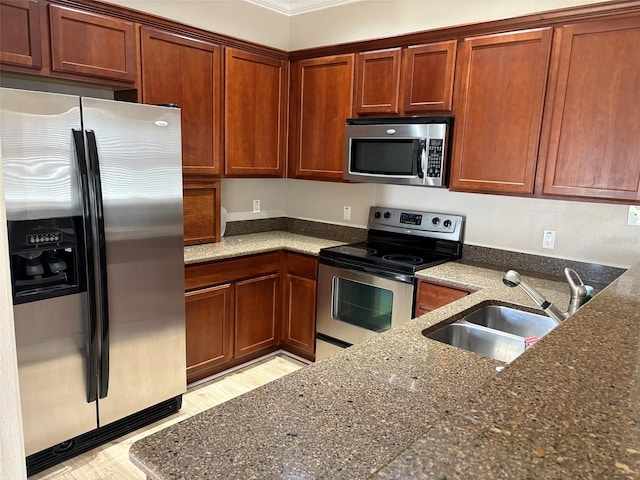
[[450, 28, 552, 195], [355, 48, 401, 115], [140, 27, 222, 176], [182, 177, 221, 245], [541, 16, 640, 201], [0, 0, 42, 69], [401, 41, 457, 113], [414, 280, 468, 318], [281, 252, 317, 360], [354, 41, 456, 115], [234, 273, 280, 359], [49, 4, 136, 83], [224, 47, 287, 177], [184, 252, 281, 383], [289, 54, 354, 181], [185, 283, 232, 383]]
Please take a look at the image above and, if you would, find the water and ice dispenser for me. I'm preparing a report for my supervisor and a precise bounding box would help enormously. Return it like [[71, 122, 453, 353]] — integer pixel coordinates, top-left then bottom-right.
[[8, 216, 85, 304]]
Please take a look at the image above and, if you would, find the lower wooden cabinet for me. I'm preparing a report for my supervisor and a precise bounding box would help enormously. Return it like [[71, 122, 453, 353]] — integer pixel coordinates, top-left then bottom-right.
[[234, 273, 280, 359], [184, 251, 318, 383], [185, 283, 232, 382], [414, 280, 469, 317], [281, 252, 318, 360]]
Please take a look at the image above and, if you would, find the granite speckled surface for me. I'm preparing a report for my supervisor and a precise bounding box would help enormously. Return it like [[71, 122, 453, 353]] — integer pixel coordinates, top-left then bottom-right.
[[130, 250, 640, 479], [184, 231, 343, 264]]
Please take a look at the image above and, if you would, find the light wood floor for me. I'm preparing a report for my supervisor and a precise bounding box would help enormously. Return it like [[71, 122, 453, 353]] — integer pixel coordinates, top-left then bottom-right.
[[30, 353, 307, 479]]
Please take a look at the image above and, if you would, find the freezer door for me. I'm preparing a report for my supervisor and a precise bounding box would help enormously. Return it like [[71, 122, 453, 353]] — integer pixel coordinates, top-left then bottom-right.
[[80, 98, 186, 425], [0, 87, 83, 221], [14, 294, 97, 456]]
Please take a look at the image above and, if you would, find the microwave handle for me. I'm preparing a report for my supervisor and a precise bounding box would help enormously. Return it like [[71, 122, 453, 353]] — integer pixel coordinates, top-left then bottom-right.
[[417, 139, 427, 182]]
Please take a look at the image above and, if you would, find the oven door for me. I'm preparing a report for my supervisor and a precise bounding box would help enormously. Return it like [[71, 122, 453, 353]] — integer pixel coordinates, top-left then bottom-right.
[[316, 262, 415, 346]]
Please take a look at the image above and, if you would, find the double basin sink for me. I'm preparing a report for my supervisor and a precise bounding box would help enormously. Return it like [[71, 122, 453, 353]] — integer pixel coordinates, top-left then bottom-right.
[[424, 304, 558, 363]]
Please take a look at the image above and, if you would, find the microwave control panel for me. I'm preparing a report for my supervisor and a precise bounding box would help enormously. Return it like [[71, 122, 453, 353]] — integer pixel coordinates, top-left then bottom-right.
[[426, 139, 444, 179]]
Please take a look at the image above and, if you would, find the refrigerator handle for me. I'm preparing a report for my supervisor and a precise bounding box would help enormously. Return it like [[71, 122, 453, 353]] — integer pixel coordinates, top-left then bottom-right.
[[86, 130, 110, 399], [73, 129, 100, 404]]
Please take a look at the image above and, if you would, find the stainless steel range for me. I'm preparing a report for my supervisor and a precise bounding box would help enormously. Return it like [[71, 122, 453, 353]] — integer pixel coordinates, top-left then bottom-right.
[[316, 206, 465, 353]]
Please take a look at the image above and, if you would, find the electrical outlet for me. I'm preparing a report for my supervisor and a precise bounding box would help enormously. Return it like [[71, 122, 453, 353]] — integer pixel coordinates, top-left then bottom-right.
[[343, 206, 351, 221], [253, 199, 260, 213], [542, 230, 556, 249], [628, 205, 640, 226]]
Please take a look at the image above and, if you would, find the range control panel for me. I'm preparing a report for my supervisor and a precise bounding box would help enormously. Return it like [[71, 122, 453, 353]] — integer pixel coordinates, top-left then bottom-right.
[[369, 207, 464, 241]]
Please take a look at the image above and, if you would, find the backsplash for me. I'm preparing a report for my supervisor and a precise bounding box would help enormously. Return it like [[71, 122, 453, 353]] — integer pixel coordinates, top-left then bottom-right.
[[225, 218, 625, 288]]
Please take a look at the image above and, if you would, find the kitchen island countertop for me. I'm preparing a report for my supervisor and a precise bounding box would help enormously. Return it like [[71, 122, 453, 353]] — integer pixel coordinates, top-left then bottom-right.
[[135, 235, 638, 479]]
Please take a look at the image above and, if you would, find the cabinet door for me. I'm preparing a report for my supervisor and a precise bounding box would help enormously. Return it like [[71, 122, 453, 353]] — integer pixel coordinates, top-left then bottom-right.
[[355, 48, 401, 115], [450, 28, 552, 194], [282, 253, 317, 358], [289, 54, 354, 181], [541, 17, 640, 201], [141, 27, 222, 176], [234, 273, 280, 358], [402, 40, 456, 113], [182, 176, 220, 245], [224, 48, 287, 177], [0, 0, 42, 68], [414, 280, 468, 317], [49, 4, 135, 83], [185, 283, 233, 384]]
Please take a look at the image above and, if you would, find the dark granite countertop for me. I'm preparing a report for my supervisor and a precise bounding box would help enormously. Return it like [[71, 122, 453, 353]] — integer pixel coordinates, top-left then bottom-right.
[[184, 231, 343, 264], [133, 234, 637, 479]]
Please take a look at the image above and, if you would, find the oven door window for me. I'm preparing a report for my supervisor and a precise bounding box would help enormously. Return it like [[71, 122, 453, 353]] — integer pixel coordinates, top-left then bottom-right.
[[331, 277, 393, 333]]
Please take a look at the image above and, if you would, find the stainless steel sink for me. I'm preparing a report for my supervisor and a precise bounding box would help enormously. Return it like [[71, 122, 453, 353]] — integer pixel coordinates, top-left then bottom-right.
[[463, 305, 556, 338], [427, 322, 526, 363], [424, 304, 557, 363]]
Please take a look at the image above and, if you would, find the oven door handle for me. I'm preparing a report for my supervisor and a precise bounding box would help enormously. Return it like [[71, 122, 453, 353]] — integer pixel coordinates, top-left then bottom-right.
[[319, 257, 414, 284]]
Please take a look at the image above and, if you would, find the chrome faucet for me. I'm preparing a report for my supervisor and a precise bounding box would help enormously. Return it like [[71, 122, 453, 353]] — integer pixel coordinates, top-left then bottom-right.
[[503, 268, 592, 324]]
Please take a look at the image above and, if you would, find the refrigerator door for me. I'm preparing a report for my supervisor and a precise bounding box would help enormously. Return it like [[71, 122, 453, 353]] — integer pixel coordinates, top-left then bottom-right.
[[80, 98, 186, 426], [0, 88, 98, 455], [0, 88, 83, 221]]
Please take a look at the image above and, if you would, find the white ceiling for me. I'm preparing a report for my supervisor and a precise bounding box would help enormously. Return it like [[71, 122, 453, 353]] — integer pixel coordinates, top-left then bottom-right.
[[245, 0, 360, 15]]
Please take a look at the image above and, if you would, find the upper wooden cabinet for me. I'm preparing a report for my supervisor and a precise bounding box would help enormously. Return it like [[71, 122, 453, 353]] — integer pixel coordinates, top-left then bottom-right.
[[354, 41, 456, 115], [402, 41, 457, 113], [49, 4, 136, 83], [224, 48, 287, 177], [0, 0, 42, 69], [355, 48, 401, 114], [289, 54, 354, 181], [449, 28, 552, 195], [541, 16, 640, 202], [140, 27, 222, 176]]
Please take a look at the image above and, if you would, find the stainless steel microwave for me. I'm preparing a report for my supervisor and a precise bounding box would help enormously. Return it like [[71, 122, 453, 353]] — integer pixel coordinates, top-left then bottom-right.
[[344, 116, 454, 187]]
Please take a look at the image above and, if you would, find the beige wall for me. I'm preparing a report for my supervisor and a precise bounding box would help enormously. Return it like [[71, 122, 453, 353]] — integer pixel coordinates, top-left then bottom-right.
[[221, 179, 640, 269], [289, 0, 614, 49], [103, 0, 290, 50]]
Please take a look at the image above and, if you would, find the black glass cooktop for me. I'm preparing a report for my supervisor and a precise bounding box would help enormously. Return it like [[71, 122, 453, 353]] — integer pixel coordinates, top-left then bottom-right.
[[319, 239, 457, 275]]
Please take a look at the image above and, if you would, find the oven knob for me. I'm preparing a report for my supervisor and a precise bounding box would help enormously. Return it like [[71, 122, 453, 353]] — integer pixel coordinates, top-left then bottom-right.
[[384, 211, 391, 219], [432, 217, 440, 226], [374, 211, 381, 219], [443, 219, 452, 228]]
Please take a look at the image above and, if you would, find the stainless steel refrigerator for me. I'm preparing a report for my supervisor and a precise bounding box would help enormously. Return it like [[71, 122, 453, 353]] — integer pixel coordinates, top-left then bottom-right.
[[0, 87, 186, 475]]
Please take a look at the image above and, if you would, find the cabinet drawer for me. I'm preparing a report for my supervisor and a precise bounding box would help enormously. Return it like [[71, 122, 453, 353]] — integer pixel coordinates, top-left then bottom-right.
[[185, 252, 281, 291], [415, 280, 468, 316], [285, 252, 317, 279]]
